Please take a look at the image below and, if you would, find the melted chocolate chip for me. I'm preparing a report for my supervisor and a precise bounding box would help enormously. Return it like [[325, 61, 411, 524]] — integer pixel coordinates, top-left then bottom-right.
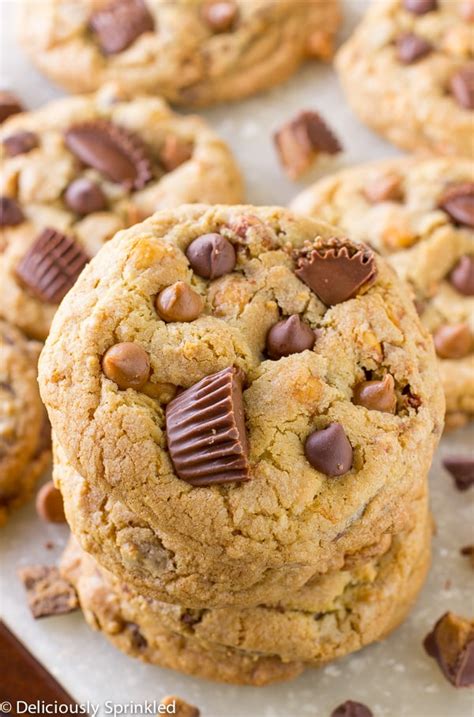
[[0, 91, 24, 124], [449, 255, 474, 296], [0, 196, 24, 226], [450, 64, 474, 109], [331, 701, 373, 717], [403, 0, 437, 13], [304, 423, 353, 477], [2, 130, 38, 157], [64, 178, 107, 215], [90, 0, 154, 55], [438, 183, 474, 228], [102, 342, 151, 390], [396, 33, 432, 64], [443, 455, 474, 491], [266, 315, 315, 359], [424, 612, 474, 687], [353, 374, 397, 413], [186, 233, 236, 279]]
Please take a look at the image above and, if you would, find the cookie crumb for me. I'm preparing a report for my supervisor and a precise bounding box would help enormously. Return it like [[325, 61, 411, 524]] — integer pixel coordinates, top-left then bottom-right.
[[160, 696, 200, 717], [19, 565, 79, 619]]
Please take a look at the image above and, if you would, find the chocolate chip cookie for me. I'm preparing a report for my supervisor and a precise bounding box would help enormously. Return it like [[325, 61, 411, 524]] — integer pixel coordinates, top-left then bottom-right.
[[39, 204, 444, 606], [336, 0, 474, 156], [19, 0, 341, 105], [291, 156, 474, 428], [0, 320, 51, 525], [0, 86, 243, 340]]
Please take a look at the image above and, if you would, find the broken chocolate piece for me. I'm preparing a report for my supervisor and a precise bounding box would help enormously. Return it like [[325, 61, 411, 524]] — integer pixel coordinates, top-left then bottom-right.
[[304, 423, 353, 477], [424, 612, 474, 687], [443, 455, 474, 491], [363, 172, 403, 203], [439, 183, 474, 228], [90, 0, 154, 55], [19, 565, 78, 619], [0, 196, 24, 226]]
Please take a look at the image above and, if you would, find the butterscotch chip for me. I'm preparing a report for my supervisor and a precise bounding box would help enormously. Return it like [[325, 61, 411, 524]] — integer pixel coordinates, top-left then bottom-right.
[[160, 135, 193, 172], [160, 696, 200, 717], [19, 565, 78, 619], [102, 342, 151, 389], [36, 481, 66, 523], [155, 282, 203, 323], [433, 323, 472, 359]]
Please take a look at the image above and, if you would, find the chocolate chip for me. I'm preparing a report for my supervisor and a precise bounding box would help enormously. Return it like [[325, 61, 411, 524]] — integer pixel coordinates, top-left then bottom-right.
[[159, 135, 193, 172], [449, 255, 474, 296], [102, 342, 151, 390], [35, 481, 66, 524], [443, 455, 474, 491], [64, 178, 107, 215], [433, 323, 472, 359], [450, 63, 474, 109], [274, 110, 342, 180], [0, 91, 24, 124], [438, 183, 474, 228], [160, 696, 200, 717], [2, 130, 38, 157], [19, 565, 79, 619], [0, 196, 24, 226], [165, 366, 250, 486], [331, 701, 373, 717], [202, 1, 238, 33], [353, 374, 397, 413], [424, 612, 474, 687], [90, 0, 154, 55], [186, 233, 236, 279], [403, 0, 437, 13], [460, 545, 474, 568], [396, 33, 432, 64], [295, 238, 377, 306], [304, 423, 353, 477], [15, 228, 88, 304], [363, 172, 403, 203], [65, 120, 152, 190], [155, 281, 203, 322], [266, 315, 316, 359]]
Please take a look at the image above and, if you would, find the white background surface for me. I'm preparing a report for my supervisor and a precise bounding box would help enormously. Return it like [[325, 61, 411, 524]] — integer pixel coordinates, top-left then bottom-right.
[[0, 1, 473, 716]]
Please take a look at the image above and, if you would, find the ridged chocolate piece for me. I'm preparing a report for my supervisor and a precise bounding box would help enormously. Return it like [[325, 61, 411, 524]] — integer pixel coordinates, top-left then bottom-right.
[[90, 0, 154, 55], [166, 367, 250, 486], [64, 120, 152, 190], [15, 228, 88, 304]]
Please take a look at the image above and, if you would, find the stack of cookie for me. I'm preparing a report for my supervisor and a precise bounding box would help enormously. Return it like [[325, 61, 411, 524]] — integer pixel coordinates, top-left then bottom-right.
[[39, 204, 445, 684]]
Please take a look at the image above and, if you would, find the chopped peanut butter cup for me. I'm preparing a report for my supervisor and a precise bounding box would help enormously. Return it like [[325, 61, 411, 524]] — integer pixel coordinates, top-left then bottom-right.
[[90, 0, 154, 55]]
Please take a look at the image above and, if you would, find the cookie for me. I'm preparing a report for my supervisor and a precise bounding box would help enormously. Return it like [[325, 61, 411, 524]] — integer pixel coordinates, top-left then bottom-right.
[[0, 86, 243, 340], [0, 320, 51, 525], [291, 156, 474, 428], [336, 0, 474, 156], [39, 204, 444, 606], [61, 496, 430, 683], [19, 0, 341, 105]]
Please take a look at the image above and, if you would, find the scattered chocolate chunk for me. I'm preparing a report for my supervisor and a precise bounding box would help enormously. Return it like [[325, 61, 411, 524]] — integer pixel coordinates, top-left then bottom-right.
[[166, 366, 250, 486], [266, 315, 316, 359], [450, 64, 474, 110], [443, 455, 474, 491], [295, 238, 377, 306], [274, 110, 342, 180], [186, 233, 236, 279], [403, 0, 438, 14], [19, 565, 78, 619], [64, 178, 107, 215], [396, 33, 432, 64], [0, 196, 24, 226], [424, 612, 474, 687], [439, 183, 474, 228], [2, 130, 38, 157], [304, 423, 353, 477], [90, 0, 154, 55], [15, 228, 88, 304], [433, 323, 472, 359], [65, 120, 152, 190], [160, 696, 200, 717], [353, 374, 397, 413], [102, 342, 151, 390], [0, 91, 24, 124], [155, 281, 203, 322], [363, 172, 403, 203], [449, 256, 474, 296], [331, 701, 373, 717], [202, 1, 238, 33], [460, 545, 474, 568], [36, 481, 66, 524], [159, 135, 193, 172]]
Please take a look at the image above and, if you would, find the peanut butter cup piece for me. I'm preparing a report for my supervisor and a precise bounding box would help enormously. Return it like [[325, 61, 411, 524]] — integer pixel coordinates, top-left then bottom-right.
[[266, 315, 316, 359], [19, 565, 79, 619], [396, 33, 432, 64], [449, 256, 474, 295], [0, 196, 24, 226], [102, 342, 150, 390], [2, 130, 38, 157], [304, 423, 353, 477], [353, 374, 397, 413], [403, 0, 437, 13], [424, 612, 474, 687], [90, 0, 154, 55], [331, 702, 373, 717], [439, 183, 474, 228], [65, 120, 152, 190], [36, 481, 66, 523], [450, 64, 474, 110], [15, 228, 88, 304], [295, 238, 377, 306], [434, 323, 472, 359], [186, 233, 236, 279], [64, 178, 107, 215], [156, 281, 203, 322], [165, 366, 250, 486], [0, 91, 23, 124]]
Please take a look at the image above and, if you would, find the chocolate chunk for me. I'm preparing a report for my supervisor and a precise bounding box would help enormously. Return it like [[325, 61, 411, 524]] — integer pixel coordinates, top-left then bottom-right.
[[202, 1, 238, 33], [90, 0, 154, 55], [403, 0, 437, 13], [266, 315, 316, 359], [102, 342, 151, 390], [295, 238, 377, 306], [64, 178, 107, 215], [433, 323, 472, 359], [363, 172, 403, 203], [304, 423, 353, 477], [443, 455, 474, 491], [19, 565, 79, 619], [353, 374, 397, 413], [439, 183, 474, 228], [0, 91, 24, 124], [2, 130, 38, 157], [450, 256, 474, 295], [460, 545, 474, 568], [159, 135, 193, 172], [65, 120, 152, 190], [186, 233, 236, 279], [450, 64, 474, 109], [160, 696, 200, 717], [274, 110, 342, 180], [36, 481, 66, 524], [424, 612, 474, 687], [166, 366, 250, 486], [0, 196, 24, 226], [155, 281, 203, 322], [396, 33, 432, 64], [15, 228, 88, 304], [331, 701, 373, 717]]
